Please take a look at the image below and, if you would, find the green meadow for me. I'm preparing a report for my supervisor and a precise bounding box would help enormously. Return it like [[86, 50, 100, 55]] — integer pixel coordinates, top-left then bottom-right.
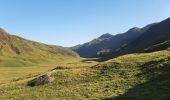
[[0, 49, 170, 100]]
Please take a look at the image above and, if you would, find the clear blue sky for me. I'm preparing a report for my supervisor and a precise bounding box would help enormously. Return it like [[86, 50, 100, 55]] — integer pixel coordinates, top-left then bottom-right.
[[0, 0, 170, 47]]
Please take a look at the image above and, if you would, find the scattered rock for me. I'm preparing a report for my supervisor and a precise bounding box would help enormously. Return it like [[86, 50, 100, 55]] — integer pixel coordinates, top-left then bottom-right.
[[28, 72, 54, 87], [51, 66, 69, 71]]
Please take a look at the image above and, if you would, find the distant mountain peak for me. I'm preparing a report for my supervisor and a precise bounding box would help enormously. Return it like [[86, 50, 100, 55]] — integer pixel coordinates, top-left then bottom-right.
[[127, 27, 141, 33], [98, 33, 113, 39], [141, 23, 158, 31]]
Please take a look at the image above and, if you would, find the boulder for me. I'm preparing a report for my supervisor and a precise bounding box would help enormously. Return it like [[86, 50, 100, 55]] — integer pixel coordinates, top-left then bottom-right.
[[28, 73, 54, 87]]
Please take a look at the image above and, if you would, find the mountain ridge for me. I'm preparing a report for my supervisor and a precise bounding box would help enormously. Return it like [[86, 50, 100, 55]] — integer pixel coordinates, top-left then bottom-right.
[[72, 22, 158, 58], [109, 17, 170, 57]]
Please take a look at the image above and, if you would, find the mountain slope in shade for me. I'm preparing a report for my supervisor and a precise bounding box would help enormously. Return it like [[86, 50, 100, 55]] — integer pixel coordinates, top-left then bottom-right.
[[72, 23, 157, 58], [72, 33, 113, 57], [0, 28, 79, 67], [104, 17, 170, 59], [129, 17, 170, 52], [142, 40, 170, 53]]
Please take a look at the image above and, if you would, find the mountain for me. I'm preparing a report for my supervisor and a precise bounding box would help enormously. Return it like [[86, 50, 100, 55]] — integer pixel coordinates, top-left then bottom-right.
[[0, 28, 79, 67], [103, 17, 170, 59], [71, 33, 113, 57], [128, 17, 170, 52], [98, 33, 113, 40], [72, 23, 157, 58]]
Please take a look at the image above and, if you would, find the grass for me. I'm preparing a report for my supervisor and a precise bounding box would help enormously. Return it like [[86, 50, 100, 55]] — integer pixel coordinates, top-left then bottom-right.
[[0, 57, 88, 84], [0, 49, 170, 99], [0, 29, 79, 67]]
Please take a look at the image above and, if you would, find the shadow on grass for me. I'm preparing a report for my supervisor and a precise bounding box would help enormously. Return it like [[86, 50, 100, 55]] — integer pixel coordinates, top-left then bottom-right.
[[103, 57, 170, 100]]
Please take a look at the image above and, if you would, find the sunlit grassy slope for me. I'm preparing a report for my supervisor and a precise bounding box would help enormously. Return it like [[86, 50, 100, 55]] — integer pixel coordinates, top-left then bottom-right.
[[0, 58, 82, 84], [0, 49, 170, 100], [0, 28, 79, 67]]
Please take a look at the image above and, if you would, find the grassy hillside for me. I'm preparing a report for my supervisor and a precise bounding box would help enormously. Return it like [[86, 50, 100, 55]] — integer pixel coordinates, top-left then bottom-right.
[[0, 28, 79, 67], [0, 49, 170, 99]]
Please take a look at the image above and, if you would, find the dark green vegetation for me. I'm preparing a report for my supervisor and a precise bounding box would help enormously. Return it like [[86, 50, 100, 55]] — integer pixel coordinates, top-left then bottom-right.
[[0, 28, 79, 67], [72, 18, 170, 59]]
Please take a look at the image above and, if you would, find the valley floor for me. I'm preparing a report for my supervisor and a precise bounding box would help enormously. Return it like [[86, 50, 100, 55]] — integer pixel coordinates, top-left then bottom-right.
[[0, 49, 170, 100]]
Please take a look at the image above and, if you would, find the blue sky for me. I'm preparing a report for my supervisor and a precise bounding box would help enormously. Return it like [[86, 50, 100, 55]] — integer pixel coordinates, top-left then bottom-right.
[[0, 0, 170, 47]]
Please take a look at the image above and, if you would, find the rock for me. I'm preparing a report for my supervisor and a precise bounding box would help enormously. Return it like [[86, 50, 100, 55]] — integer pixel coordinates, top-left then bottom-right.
[[51, 66, 68, 71], [28, 73, 54, 87]]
